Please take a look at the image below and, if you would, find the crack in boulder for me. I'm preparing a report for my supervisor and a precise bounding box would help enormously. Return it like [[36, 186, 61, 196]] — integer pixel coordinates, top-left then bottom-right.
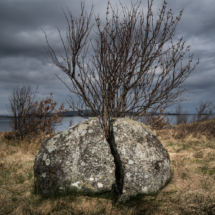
[[107, 123, 124, 198]]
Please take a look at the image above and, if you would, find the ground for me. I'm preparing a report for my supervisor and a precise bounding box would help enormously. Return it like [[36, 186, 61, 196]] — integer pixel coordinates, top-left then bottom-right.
[[0, 118, 215, 214]]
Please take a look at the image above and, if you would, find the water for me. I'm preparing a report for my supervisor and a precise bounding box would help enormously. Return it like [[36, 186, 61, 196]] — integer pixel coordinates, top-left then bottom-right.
[[0, 114, 213, 133]]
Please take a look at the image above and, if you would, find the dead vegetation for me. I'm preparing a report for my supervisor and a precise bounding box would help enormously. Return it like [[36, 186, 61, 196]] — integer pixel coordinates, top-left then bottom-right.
[[1, 117, 215, 215]]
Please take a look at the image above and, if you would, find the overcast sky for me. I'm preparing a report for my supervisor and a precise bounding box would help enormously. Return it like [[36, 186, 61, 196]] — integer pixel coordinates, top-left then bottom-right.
[[0, 0, 215, 116]]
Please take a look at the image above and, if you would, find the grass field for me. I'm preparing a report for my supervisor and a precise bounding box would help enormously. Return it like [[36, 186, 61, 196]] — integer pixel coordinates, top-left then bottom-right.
[[1, 118, 215, 214]]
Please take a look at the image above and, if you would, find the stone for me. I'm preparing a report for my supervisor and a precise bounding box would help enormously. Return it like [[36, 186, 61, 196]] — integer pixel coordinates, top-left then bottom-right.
[[34, 117, 115, 197], [108, 118, 172, 202], [34, 117, 172, 202]]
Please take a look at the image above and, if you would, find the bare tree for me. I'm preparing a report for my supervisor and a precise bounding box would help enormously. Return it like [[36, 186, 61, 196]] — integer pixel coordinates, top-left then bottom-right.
[[181, 109, 189, 124], [6, 84, 40, 134], [175, 103, 188, 125], [6, 84, 68, 139], [42, 0, 199, 141], [191, 100, 215, 123]]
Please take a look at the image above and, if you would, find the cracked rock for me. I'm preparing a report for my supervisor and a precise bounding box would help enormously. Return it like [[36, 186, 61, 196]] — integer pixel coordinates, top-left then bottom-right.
[[34, 117, 172, 202]]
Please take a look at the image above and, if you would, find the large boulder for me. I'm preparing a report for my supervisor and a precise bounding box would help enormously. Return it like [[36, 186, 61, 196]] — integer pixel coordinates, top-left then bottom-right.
[[34, 117, 172, 202], [34, 117, 115, 196], [108, 118, 172, 202]]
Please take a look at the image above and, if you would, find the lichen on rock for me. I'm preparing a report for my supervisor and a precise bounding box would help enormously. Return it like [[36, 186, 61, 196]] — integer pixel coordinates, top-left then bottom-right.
[[34, 117, 172, 202], [108, 117, 172, 202], [34, 117, 115, 196]]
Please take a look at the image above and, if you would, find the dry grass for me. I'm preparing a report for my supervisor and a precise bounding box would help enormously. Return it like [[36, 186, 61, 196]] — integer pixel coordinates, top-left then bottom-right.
[[1, 118, 215, 215]]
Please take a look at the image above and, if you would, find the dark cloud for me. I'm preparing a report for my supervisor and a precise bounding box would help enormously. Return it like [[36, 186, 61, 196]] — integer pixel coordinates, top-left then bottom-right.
[[0, 0, 214, 116]]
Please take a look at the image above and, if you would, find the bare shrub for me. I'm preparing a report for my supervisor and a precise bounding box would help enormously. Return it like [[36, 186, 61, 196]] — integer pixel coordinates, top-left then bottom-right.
[[141, 108, 171, 130], [191, 100, 215, 123], [6, 84, 69, 141], [173, 116, 215, 140], [175, 103, 189, 125], [3, 130, 20, 141]]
